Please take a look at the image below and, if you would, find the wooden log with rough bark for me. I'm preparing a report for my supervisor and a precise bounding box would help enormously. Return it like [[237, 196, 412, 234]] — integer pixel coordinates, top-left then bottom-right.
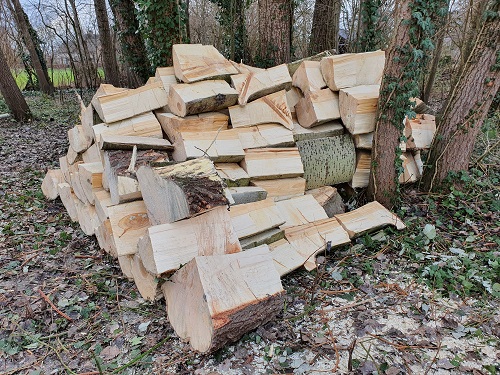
[[292, 120, 343, 142], [68, 125, 92, 153], [231, 64, 292, 105], [240, 148, 304, 180], [130, 254, 163, 301], [228, 186, 267, 205], [339, 85, 380, 135], [351, 151, 371, 189], [78, 162, 104, 204], [98, 134, 173, 151], [136, 158, 229, 225], [42, 169, 64, 200], [292, 61, 327, 94], [215, 163, 250, 187], [168, 80, 238, 117], [250, 177, 306, 201], [162, 246, 284, 353], [295, 89, 341, 128], [320, 50, 385, 90], [305, 186, 345, 217], [405, 114, 436, 150], [138, 206, 242, 276], [229, 90, 293, 130], [297, 135, 356, 189], [93, 112, 163, 142], [173, 44, 239, 83], [234, 124, 294, 149], [275, 195, 328, 228]]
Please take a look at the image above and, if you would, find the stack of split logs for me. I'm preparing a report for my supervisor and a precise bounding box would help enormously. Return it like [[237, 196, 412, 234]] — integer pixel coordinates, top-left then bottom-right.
[[41, 44, 430, 353]]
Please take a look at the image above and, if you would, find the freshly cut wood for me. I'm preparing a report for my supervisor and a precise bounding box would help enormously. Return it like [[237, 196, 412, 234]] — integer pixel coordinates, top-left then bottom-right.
[[413, 151, 424, 176], [99, 134, 173, 151], [68, 125, 92, 153], [78, 162, 104, 204], [108, 200, 150, 256], [172, 44, 238, 83], [288, 49, 335, 76], [292, 120, 343, 142], [138, 206, 241, 276], [78, 204, 99, 236], [80, 103, 94, 142], [229, 90, 293, 130], [334, 201, 406, 239], [70, 171, 90, 205], [93, 189, 114, 223], [57, 183, 79, 222], [286, 87, 302, 117], [59, 156, 70, 183], [320, 50, 385, 90], [130, 254, 163, 301], [297, 135, 356, 189], [228, 198, 285, 239], [66, 145, 81, 165], [92, 81, 168, 123], [82, 143, 102, 164], [292, 61, 327, 94], [251, 177, 306, 201], [239, 228, 284, 250], [162, 246, 284, 353], [155, 67, 177, 94], [118, 255, 134, 280], [231, 64, 292, 105], [306, 186, 345, 217], [93, 112, 163, 142], [228, 186, 267, 205], [136, 158, 229, 225], [215, 163, 249, 187], [295, 89, 340, 128], [95, 219, 117, 257], [231, 61, 264, 75], [353, 132, 373, 149], [168, 80, 238, 117], [234, 124, 294, 149], [276, 195, 328, 229], [351, 151, 371, 189], [400, 152, 420, 183], [405, 114, 436, 149], [240, 148, 304, 180], [42, 169, 64, 200], [269, 238, 303, 276], [339, 85, 380, 135]]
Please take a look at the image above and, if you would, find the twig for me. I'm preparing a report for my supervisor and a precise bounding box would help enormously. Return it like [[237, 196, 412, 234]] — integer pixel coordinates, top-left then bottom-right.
[[424, 341, 442, 375], [347, 338, 357, 371], [38, 289, 73, 322], [321, 296, 378, 312], [367, 333, 438, 351], [111, 336, 170, 374], [474, 138, 500, 165]]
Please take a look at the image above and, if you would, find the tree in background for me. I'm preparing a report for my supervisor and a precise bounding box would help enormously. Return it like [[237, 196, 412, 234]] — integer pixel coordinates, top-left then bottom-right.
[[357, 0, 383, 52], [94, 0, 120, 86], [308, 0, 341, 55], [421, 1, 500, 191]]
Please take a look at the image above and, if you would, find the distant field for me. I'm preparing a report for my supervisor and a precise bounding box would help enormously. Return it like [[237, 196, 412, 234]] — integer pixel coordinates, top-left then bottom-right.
[[12, 68, 104, 89]]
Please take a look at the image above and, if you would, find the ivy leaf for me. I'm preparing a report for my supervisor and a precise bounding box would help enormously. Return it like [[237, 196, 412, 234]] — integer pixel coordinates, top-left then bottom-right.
[[422, 224, 436, 240]]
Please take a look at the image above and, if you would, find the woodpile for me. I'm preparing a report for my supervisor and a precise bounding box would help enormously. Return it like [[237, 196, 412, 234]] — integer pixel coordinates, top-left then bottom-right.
[[41, 44, 431, 353]]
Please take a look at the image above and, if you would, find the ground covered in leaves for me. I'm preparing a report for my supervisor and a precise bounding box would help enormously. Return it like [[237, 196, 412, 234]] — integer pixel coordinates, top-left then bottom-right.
[[0, 93, 499, 374]]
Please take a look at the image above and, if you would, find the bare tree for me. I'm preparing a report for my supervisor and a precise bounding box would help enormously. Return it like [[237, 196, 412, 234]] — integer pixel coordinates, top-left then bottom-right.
[[94, 0, 120, 85], [309, 0, 341, 55]]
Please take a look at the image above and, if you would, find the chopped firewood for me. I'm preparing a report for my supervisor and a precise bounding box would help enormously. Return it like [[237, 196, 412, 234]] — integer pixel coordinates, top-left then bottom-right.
[[82, 144, 102, 164], [78, 203, 99, 236], [239, 228, 284, 249], [80, 102, 94, 142], [269, 238, 302, 276], [59, 156, 71, 183], [400, 152, 420, 183], [168, 80, 238, 117], [250, 177, 306, 201], [234, 124, 294, 149], [229, 90, 293, 130], [118, 255, 134, 280], [98, 134, 173, 151], [405, 114, 436, 149], [295, 89, 341, 128], [93, 112, 163, 142], [231, 64, 292, 105], [42, 169, 64, 200], [70, 171, 90, 205], [215, 163, 250, 187], [78, 162, 103, 204], [351, 150, 371, 189], [228, 198, 285, 239], [297, 135, 356, 189], [57, 183, 80, 222], [66, 145, 81, 165], [286, 87, 302, 117], [240, 148, 304, 180], [230, 61, 264, 74], [130, 254, 163, 301], [92, 81, 168, 123], [93, 189, 114, 223], [339, 85, 380, 135], [287, 49, 335, 76], [334, 201, 406, 238], [155, 67, 177, 94], [353, 132, 373, 149], [136, 158, 229, 225], [276, 195, 328, 229], [138, 206, 241, 276], [306, 186, 345, 217], [68, 125, 92, 153], [292, 61, 327, 94], [95, 219, 117, 257], [320, 50, 385, 90], [413, 151, 424, 176], [228, 186, 267, 205], [172, 44, 238, 83], [162, 246, 284, 353], [292, 120, 343, 142]]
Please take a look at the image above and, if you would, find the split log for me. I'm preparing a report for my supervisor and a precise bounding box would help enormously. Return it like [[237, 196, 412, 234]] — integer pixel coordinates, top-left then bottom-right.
[[353, 132, 373, 149], [286, 87, 302, 117], [168, 80, 238, 117], [59, 156, 71, 183], [288, 49, 335, 76], [130, 254, 163, 301], [98, 134, 173, 151], [230, 61, 264, 74], [108, 200, 150, 256], [306, 186, 345, 217], [82, 144, 102, 164], [93, 189, 114, 224], [339, 85, 380, 135], [215, 163, 250, 187], [138, 206, 241, 276], [240, 148, 304, 180], [228, 186, 267, 205], [239, 228, 284, 249], [80, 102, 94, 142], [78, 204, 99, 236], [57, 183, 79, 222], [228, 198, 285, 239], [229, 90, 293, 130], [250, 177, 306, 201], [334, 201, 406, 239], [292, 120, 343, 142], [42, 169, 64, 200], [400, 152, 420, 183], [95, 219, 117, 257], [162, 246, 284, 353], [92, 81, 168, 123], [70, 171, 90, 205], [155, 67, 177, 94], [269, 238, 302, 276], [234, 124, 294, 149], [292, 61, 327, 94], [118, 255, 134, 280], [295, 89, 341, 128], [320, 50, 385, 90], [275, 195, 328, 229], [405, 114, 436, 150], [68, 125, 92, 153], [78, 162, 103, 204], [297, 135, 356, 189], [350, 151, 371, 189], [66, 145, 81, 165], [231, 64, 292, 105], [173, 44, 238, 83], [93, 112, 163, 142], [413, 151, 424, 176], [136, 158, 229, 225]]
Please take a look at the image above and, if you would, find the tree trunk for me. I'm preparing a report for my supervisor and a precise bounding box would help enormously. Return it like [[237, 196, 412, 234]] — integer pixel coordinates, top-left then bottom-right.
[[309, 0, 341, 55], [358, 0, 382, 52], [94, 0, 120, 86], [422, 32, 444, 103], [109, 0, 150, 84], [0, 46, 31, 121], [258, 0, 292, 67], [8, 0, 54, 95], [421, 3, 500, 192]]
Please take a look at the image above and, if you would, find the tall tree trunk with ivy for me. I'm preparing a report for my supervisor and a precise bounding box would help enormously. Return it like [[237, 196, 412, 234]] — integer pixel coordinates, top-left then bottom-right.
[[357, 0, 382, 52], [257, 0, 292, 67], [421, 2, 500, 192], [309, 0, 341, 55]]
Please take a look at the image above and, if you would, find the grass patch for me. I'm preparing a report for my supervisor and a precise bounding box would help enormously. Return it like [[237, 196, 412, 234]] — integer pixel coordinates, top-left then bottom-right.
[[12, 68, 105, 89]]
